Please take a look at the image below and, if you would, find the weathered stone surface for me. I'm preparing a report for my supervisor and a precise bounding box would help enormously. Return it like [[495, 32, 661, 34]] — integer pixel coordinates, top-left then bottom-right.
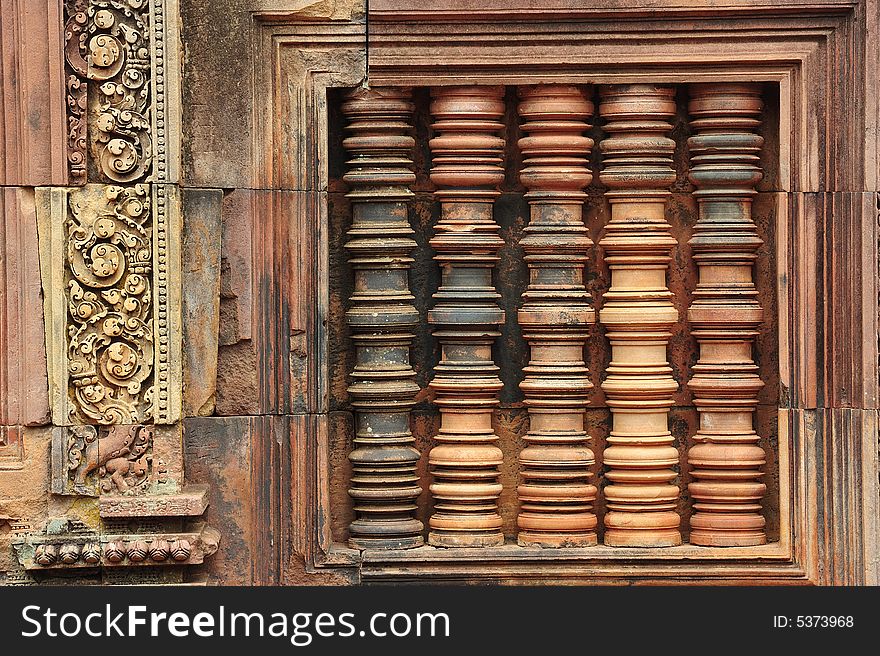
[[0, 188, 50, 428], [183, 417, 257, 584], [214, 189, 259, 415], [182, 189, 223, 417], [99, 485, 209, 518], [0, 428, 52, 573], [0, 2, 67, 186], [179, 0, 365, 188], [219, 189, 254, 346]]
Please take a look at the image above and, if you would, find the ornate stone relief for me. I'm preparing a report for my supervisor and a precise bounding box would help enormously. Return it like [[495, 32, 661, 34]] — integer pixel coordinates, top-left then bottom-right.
[[53, 424, 154, 496], [67, 184, 154, 425], [36, 183, 181, 427], [64, 0, 153, 184], [14, 0, 214, 581], [46, 0, 180, 426], [13, 523, 219, 571]]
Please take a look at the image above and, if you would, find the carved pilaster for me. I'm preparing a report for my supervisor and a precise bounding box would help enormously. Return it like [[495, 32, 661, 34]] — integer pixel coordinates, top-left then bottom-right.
[[598, 85, 682, 547], [341, 87, 423, 550], [36, 184, 181, 426], [515, 85, 597, 547], [427, 86, 506, 548], [686, 83, 767, 546], [65, 0, 147, 183]]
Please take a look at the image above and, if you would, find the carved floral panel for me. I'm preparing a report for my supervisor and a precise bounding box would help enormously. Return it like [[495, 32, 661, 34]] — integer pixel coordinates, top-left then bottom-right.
[[67, 184, 154, 425], [64, 0, 154, 184]]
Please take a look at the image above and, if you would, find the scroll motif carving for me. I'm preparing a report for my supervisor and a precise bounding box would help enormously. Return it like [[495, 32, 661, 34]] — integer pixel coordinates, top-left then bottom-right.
[[64, 1, 89, 183], [341, 87, 424, 549], [66, 184, 154, 424], [66, 75, 88, 184], [63, 0, 153, 184], [598, 85, 682, 547], [515, 85, 598, 547], [427, 86, 506, 548], [685, 83, 767, 546]]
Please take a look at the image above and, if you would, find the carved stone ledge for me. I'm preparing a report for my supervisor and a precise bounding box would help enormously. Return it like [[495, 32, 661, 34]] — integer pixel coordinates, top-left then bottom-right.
[[13, 523, 219, 571], [99, 484, 209, 518]]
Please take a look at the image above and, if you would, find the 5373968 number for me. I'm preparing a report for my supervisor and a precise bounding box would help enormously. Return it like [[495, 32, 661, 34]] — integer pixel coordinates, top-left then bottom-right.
[[773, 616, 854, 628]]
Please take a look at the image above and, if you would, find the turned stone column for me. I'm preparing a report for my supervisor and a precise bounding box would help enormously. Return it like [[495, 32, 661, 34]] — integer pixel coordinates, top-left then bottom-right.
[[341, 87, 424, 549], [598, 85, 682, 547], [515, 85, 597, 547], [686, 83, 767, 546], [427, 86, 506, 548]]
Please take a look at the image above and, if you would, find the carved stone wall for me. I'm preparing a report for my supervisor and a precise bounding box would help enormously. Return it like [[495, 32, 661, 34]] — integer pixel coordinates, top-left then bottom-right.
[[2, 0, 215, 586], [1, 0, 878, 586]]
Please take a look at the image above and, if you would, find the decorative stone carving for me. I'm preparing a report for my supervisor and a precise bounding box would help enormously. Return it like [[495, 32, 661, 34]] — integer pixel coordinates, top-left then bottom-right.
[[99, 484, 209, 517], [686, 83, 767, 546], [515, 85, 597, 547], [13, 523, 219, 570], [65, 424, 152, 495], [427, 86, 506, 548], [598, 85, 682, 547], [341, 87, 424, 550], [66, 184, 154, 424], [36, 183, 182, 426], [63, 0, 153, 184]]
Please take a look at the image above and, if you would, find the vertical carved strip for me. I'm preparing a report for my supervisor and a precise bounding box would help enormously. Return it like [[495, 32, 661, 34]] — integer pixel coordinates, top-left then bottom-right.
[[598, 85, 682, 547], [427, 86, 506, 548], [63, 0, 87, 184], [35, 184, 156, 426], [686, 83, 767, 546], [515, 85, 597, 547], [341, 88, 423, 549]]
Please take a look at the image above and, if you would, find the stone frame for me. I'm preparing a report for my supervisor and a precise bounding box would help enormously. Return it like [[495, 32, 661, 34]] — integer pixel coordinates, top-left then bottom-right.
[[247, 1, 878, 584]]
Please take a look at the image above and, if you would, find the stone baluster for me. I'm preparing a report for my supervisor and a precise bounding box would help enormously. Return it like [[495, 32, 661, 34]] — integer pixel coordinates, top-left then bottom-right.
[[598, 85, 682, 547], [515, 85, 598, 547], [427, 86, 506, 548], [686, 83, 767, 546], [341, 87, 424, 549]]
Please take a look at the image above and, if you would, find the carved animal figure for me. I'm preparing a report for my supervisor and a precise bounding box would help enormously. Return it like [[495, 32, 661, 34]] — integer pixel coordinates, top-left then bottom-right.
[[68, 425, 151, 494]]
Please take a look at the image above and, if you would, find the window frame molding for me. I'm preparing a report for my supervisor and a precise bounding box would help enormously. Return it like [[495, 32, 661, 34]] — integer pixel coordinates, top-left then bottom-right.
[[250, 1, 879, 585]]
